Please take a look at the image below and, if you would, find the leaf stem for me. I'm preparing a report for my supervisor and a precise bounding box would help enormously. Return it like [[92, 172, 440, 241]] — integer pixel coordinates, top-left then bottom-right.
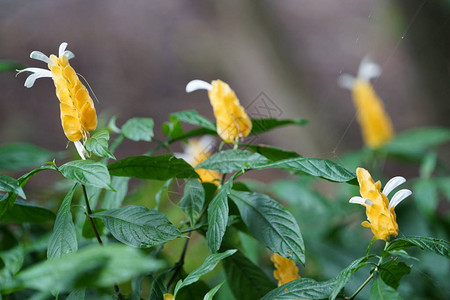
[[347, 272, 374, 300], [82, 184, 124, 300], [167, 231, 192, 290]]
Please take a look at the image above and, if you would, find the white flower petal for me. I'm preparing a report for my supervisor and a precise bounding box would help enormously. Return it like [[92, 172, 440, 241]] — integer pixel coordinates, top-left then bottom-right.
[[357, 56, 381, 81], [59, 42, 68, 57], [389, 189, 412, 209], [337, 74, 355, 90], [63, 50, 75, 60], [173, 152, 192, 164], [382, 176, 406, 196], [30, 51, 52, 64], [17, 67, 52, 76], [74, 141, 88, 160], [198, 135, 216, 152], [21, 69, 53, 88], [186, 80, 212, 93], [349, 196, 373, 206]]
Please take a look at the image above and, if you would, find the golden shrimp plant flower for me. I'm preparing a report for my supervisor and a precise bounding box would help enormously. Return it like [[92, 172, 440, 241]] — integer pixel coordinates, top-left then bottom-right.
[[174, 136, 221, 184], [338, 57, 394, 149], [271, 253, 301, 287], [17, 42, 97, 160], [186, 79, 252, 144], [350, 168, 412, 241]]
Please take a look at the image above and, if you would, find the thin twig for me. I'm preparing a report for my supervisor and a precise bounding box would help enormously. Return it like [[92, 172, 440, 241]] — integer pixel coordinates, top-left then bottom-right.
[[167, 231, 193, 290]]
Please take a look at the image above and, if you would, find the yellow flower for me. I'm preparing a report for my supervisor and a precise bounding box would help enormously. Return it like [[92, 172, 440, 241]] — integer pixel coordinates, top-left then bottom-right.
[[350, 168, 412, 241], [174, 136, 221, 184], [271, 253, 301, 287], [18, 42, 97, 159], [163, 293, 174, 300], [338, 57, 394, 149], [186, 79, 252, 144]]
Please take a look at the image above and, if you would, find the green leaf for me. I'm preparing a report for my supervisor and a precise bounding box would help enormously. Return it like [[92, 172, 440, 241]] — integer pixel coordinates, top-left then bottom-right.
[[148, 273, 168, 300], [180, 179, 205, 225], [47, 185, 78, 259], [66, 288, 85, 300], [260, 278, 337, 300], [108, 155, 198, 180], [1, 199, 55, 223], [329, 255, 375, 300], [206, 179, 233, 253], [82, 210, 105, 239], [2, 244, 165, 293], [174, 249, 236, 297], [250, 118, 308, 135], [254, 157, 357, 183], [0, 61, 23, 72], [172, 110, 216, 131], [197, 149, 269, 173], [379, 260, 411, 289], [92, 205, 182, 248], [369, 276, 401, 300], [413, 179, 439, 216], [384, 127, 450, 159], [223, 250, 276, 300], [0, 247, 24, 282], [162, 114, 185, 140], [155, 179, 173, 210], [387, 236, 450, 259], [85, 130, 115, 159], [229, 190, 304, 263], [122, 117, 154, 142], [0, 174, 25, 199], [244, 144, 301, 161], [0, 143, 54, 171], [101, 177, 130, 209], [59, 160, 111, 190], [203, 280, 225, 300]]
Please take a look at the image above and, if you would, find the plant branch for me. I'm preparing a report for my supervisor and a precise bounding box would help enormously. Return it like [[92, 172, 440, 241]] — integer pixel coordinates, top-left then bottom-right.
[[167, 231, 192, 290]]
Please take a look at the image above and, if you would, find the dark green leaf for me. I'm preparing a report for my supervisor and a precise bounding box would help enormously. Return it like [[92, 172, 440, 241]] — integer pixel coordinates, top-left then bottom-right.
[[203, 280, 225, 300], [223, 250, 276, 300], [229, 190, 304, 263], [172, 110, 216, 131], [174, 249, 236, 297], [122, 117, 154, 141], [1, 199, 55, 223], [387, 236, 450, 259], [180, 179, 205, 225], [148, 273, 167, 300], [92, 205, 183, 248], [330, 255, 375, 300], [85, 130, 115, 159], [0, 174, 25, 199], [260, 278, 337, 300], [383, 127, 450, 159], [108, 155, 198, 180], [254, 157, 357, 183], [244, 144, 301, 161], [82, 211, 105, 239], [0, 247, 24, 282], [250, 118, 308, 135], [0, 143, 54, 171], [163, 115, 185, 140], [66, 288, 85, 300], [101, 177, 130, 209], [369, 276, 401, 300], [2, 244, 165, 293], [197, 149, 269, 173], [17, 165, 57, 186], [206, 179, 233, 253], [379, 260, 411, 289], [47, 185, 78, 259], [59, 160, 111, 190]]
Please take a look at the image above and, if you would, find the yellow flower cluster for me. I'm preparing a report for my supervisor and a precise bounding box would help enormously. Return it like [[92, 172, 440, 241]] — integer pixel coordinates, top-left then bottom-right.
[[339, 57, 394, 149], [271, 253, 301, 286], [350, 168, 411, 241], [186, 79, 252, 144]]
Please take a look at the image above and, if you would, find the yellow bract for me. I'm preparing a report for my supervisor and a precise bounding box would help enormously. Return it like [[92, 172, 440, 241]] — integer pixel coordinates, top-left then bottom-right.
[[48, 54, 97, 142], [352, 79, 394, 149], [356, 168, 398, 241], [271, 253, 301, 287], [208, 80, 252, 144], [163, 293, 174, 300]]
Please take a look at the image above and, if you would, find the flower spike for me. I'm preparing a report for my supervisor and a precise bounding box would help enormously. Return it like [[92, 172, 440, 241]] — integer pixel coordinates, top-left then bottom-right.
[[349, 168, 412, 241], [17, 42, 97, 160]]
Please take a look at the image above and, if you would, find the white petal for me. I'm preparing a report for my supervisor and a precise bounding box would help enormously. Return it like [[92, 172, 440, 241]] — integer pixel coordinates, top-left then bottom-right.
[[389, 189, 412, 209], [357, 56, 381, 81], [382, 176, 406, 196], [30, 51, 52, 64], [173, 152, 192, 164], [17, 67, 52, 76], [349, 196, 373, 206], [198, 135, 216, 152], [20, 70, 53, 88], [63, 50, 75, 60], [337, 74, 355, 90], [74, 141, 88, 160], [186, 80, 212, 93], [59, 42, 68, 57]]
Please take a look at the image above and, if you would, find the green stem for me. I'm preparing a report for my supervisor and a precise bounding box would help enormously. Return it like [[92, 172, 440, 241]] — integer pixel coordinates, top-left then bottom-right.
[[82, 185, 124, 300], [167, 231, 192, 290]]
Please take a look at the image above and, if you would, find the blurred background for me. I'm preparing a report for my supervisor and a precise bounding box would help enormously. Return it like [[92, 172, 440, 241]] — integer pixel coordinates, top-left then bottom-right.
[[1, 0, 449, 162]]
